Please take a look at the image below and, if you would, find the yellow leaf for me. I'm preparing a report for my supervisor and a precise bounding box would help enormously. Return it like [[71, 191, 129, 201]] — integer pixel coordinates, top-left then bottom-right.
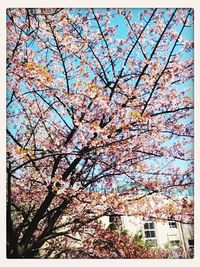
[[121, 124, 128, 130], [139, 165, 144, 172], [92, 123, 100, 129], [80, 66, 85, 74], [16, 148, 26, 155], [23, 62, 35, 70], [132, 162, 144, 172], [93, 85, 103, 91], [109, 125, 116, 132], [52, 176, 61, 183], [57, 14, 68, 23], [52, 186, 59, 192], [23, 62, 52, 82], [29, 154, 36, 160], [129, 111, 142, 121], [132, 163, 137, 171]]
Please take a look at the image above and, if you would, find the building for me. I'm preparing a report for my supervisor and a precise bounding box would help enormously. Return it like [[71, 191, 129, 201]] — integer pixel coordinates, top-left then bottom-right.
[[39, 192, 194, 258], [100, 215, 194, 258]]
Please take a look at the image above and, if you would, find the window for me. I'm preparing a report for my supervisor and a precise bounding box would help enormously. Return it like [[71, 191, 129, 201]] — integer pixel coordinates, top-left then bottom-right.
[[169, 221, 177, 228], [188, 239, 194, 257], [188, 239, 194, 248], [145, 230, 156, 238], [109, 215, 115, 223], [144, 221, 155, 230], [170, 240, 180, 248], [109, 215, 122, 230], [143, 219, 157, 246]]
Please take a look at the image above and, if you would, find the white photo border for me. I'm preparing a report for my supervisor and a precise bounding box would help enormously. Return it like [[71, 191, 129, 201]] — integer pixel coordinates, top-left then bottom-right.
[[1, 1, 199, 267]]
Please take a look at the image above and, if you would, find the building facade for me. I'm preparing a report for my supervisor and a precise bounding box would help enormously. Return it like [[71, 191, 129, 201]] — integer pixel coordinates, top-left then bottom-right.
[[100, 215, 194, 257]]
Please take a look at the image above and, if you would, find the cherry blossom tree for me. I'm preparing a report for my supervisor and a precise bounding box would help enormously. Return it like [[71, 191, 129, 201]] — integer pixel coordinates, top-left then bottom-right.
[[6, 8, 194, 258]]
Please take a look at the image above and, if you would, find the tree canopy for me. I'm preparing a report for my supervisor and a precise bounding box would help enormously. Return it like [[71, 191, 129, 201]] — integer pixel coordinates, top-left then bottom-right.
[[7, 8, 194, 258]]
